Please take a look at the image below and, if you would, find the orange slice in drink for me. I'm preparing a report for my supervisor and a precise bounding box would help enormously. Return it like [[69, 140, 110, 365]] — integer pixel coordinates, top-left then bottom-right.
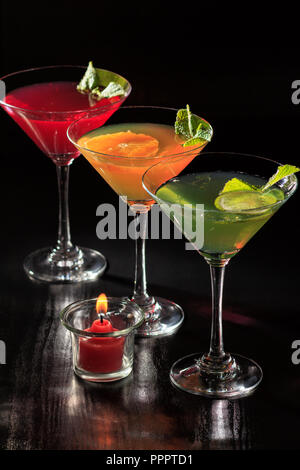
[[81, 131, 159, 157]]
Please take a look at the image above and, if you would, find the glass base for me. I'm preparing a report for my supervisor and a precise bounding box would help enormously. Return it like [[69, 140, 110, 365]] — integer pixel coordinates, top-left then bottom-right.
[[24, 246, 107, 283], [170, 353, 262, 398], [74, 364, 132, 382], [136, 296, 184, 337]]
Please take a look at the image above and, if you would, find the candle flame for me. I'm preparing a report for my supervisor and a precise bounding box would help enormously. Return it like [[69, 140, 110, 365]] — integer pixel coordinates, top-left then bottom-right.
[[96, 293, 108, 314]]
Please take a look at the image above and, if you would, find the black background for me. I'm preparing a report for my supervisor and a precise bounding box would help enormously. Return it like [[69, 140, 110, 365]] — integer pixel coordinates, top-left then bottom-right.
[[1, 2, 300, 451]]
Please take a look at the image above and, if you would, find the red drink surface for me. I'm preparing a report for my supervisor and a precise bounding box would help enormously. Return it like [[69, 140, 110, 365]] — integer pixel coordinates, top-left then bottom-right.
[[2, 81, 121, 165], [78, 319, 125, 374]]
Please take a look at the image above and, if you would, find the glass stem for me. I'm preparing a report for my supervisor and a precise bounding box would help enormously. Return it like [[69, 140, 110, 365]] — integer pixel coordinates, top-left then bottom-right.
[[55, 165, 73, 252], [208, 264, 226, 359], [200, 260, 236, 378], [132, 208, 154, 311]]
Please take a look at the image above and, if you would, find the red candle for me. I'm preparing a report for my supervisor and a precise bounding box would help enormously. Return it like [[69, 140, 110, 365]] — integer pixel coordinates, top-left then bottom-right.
[[78, 294, 125, 374]]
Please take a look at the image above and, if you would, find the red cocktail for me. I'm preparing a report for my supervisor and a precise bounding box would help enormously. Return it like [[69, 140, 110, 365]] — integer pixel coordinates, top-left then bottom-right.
[[4, 80, 120, 165], [0, 65, 131, 282]]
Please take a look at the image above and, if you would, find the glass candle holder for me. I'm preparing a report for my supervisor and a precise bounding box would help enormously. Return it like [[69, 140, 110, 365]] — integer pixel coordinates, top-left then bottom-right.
[[60, 297, 144, 382]]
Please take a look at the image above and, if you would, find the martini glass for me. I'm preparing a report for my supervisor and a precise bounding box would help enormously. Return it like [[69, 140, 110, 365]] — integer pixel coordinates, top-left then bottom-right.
[[0, 65, 131, 282], [143, 152, 298, 397], [67, 106, 212, 336]]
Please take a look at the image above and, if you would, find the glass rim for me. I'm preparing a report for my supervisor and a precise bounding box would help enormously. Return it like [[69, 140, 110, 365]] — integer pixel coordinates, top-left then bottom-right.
[[142, 151, 298, 214], [67, 105, 212, 160], [60, 296, 145, 337], [0, 64, 132, 115]]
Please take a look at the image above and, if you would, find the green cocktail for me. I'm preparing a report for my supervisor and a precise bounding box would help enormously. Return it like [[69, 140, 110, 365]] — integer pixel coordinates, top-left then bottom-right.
[[143, 152, 298, 398], [156, 171, 285, 262]]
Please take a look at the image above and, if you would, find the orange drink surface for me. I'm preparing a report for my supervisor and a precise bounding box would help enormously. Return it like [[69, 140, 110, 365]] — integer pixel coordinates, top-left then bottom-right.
[[77, 122, 201, 205]]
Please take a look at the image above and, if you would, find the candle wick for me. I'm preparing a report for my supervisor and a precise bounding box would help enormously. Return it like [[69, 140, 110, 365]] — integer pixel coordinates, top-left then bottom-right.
[[100, 313, 104, 324]]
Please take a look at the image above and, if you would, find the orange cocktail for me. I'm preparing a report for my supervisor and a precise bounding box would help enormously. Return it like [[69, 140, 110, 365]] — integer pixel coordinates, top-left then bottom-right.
[[68, 106, 212, 338], [78, 122, 199, 205]]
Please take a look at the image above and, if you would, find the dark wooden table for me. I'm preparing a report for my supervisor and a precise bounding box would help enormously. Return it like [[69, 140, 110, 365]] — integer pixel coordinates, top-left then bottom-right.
[[1, 218, 300, 451]]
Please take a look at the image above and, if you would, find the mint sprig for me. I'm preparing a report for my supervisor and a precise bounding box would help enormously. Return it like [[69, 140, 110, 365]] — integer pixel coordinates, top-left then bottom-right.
[[261, 164, 300, 191], [220, 164, 300, 196], [77, 61, 126, 101], [175, 104, 212, 147]]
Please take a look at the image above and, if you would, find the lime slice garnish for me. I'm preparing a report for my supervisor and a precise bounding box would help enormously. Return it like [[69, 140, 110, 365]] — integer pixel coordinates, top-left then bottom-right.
[[214, 190, 282, 212]]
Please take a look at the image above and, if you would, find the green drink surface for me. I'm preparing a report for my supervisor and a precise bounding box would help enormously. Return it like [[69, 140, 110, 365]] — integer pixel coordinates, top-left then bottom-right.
[[156, 171, 285, 260]]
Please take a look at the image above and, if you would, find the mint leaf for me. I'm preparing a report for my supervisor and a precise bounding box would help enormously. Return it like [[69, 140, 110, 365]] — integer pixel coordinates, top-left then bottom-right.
[[77, 61, 99, 92], [174, 105, 194, 139], [220, 178, 259, 194], [77, 62, 126, 100], [175, 105, 212, 147], [261, 164, 300, 191], [184, 123, 213, 146], [99, 82, 126, 99]]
